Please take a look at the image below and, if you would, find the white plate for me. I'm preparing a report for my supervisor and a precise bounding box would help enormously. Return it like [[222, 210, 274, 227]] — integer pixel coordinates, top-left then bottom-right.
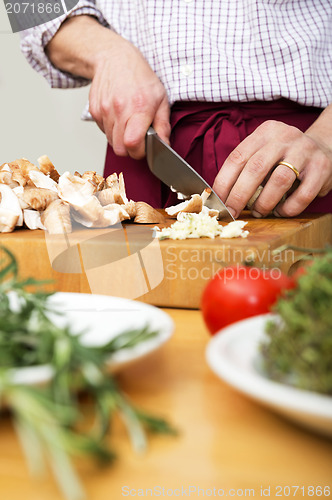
[[10, 292, 174, 385], [206, 314, 332, 437]]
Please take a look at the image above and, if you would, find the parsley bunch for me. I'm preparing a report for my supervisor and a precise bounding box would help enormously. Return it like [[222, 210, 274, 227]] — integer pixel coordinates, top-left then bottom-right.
[[261, 248, 332, 395]]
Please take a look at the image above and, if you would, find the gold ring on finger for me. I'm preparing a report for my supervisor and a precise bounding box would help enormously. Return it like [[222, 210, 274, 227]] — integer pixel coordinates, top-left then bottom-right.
[[276, 161, 300, 179]]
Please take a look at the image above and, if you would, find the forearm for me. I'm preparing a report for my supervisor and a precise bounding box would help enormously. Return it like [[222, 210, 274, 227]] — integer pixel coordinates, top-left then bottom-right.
[[46, 14, 170, 159], [305, 103, 332, 151], [45, 15, 124, 80]]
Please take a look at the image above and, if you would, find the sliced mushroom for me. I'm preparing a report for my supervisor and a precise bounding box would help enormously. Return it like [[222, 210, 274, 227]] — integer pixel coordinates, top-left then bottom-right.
[[113, 191, 127, 204], [37, 155, 60, 182], [201, 188, 212, 205], [58, 172, 115, 227], [41, 199, 72, 234], [105, 173, 118, 188], [165, 188, 217, 218], [165, 194, 203, 217], [28, 170, 58, 193], [82, 171, 105, 191], [0, 208, 19, 233], [0, 171, 15, 187], [105, 172, 128, 204], [13, 159, 39, 186], [0, 184, 23, 231], [118, 172, 128, 202], [201, 205, 219, 218], [123, 200, 137, 219], [13, 186, 29, 209], [0, 164, 11, 171], [96, 188, 116, 206], [58, 171, 97, 203], [70, 197, 109, 227], [134, 202, 166, 223], [16, 158, 39, 173], [201, 188, 219, 217], [0, 164, 19, 188], [17, 187, 59, 211], [71, 200, 128, 228], [7, 162, 27, 187], [23, 209, 46, 230], [103, 203, 130, 224]]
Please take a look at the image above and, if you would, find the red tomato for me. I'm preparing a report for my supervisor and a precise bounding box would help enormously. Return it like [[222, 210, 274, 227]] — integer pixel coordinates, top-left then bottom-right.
[[201, 265, 296, 334]]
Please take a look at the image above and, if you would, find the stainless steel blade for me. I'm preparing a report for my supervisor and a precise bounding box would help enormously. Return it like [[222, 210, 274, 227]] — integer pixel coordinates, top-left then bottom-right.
[[146, 127, 234, 220]]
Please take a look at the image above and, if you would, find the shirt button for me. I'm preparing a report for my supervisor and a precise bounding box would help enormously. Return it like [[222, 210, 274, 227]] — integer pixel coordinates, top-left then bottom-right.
[[181, 64, 193, 76]]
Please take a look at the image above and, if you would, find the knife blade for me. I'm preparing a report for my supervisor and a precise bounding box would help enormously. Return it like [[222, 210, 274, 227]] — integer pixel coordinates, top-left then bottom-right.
[[146, 127, 234, 220]]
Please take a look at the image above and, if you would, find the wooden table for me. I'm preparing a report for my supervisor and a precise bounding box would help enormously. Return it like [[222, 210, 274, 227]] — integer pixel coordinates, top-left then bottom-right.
[[0, 309, 331, 500]]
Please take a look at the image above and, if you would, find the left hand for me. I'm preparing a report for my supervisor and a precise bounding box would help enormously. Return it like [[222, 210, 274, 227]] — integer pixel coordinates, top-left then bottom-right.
[[212, 120, 332, 218]]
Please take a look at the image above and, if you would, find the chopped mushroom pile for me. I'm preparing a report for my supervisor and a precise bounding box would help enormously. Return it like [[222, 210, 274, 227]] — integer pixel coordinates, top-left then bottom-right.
[[0, 158, 249, 240], [0, 156, 165, 234]]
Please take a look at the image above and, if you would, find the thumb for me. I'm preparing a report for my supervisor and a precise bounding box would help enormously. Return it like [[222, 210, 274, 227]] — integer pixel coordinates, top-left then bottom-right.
[[152, 98, 171, 145]]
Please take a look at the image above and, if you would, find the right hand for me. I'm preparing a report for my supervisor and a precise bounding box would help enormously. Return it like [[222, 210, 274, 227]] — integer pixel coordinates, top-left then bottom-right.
[[89, 37, 170, 159]]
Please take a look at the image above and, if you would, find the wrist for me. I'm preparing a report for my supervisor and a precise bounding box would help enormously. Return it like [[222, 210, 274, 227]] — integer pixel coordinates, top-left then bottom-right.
[[91, 35, 141, 79], [305, 130, 332, 158]]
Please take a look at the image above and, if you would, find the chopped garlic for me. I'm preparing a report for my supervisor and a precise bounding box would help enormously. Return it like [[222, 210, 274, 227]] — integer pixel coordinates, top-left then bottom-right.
[[154, 212, 249, 240], [218, 220, 249, 238]]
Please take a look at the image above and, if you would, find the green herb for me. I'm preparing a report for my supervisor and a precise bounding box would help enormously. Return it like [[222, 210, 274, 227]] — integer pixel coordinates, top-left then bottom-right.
[[260, 248, 332, 395], [0, 247, 176, 500]]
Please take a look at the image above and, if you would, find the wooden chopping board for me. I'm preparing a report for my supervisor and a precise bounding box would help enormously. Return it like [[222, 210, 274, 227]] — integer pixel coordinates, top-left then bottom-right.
[[1, 212, 331, 309]]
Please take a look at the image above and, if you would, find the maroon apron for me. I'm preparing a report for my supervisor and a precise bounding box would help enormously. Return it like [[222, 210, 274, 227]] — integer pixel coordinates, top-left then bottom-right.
[[104, 99, 332, 214]]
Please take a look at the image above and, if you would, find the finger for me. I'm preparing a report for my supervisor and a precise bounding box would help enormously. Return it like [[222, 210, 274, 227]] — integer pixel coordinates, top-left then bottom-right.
[[110, 96, 129, 156], [93, 115, 106, 135], [223, 143, 285, 218], [89, 78, 118, 147], [252, 158, 305, 217], [112, 119, 128, 156], [124, 111, 156, 159], [152, 98, 171, 145], [213, 121, 278, 201], [88, 87, 106, 134], [95, 94, 114, 146], [274, 159, 326, 217], [103, 121, 114, 149]]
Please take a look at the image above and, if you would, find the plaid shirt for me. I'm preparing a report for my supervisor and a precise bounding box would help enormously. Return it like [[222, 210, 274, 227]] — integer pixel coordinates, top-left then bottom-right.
[[21, 0, 332, 119]]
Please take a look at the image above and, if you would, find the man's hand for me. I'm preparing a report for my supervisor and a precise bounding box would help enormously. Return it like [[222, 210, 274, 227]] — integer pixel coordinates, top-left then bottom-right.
[[213, 113, 332, 218], [89, 39, 170, 159], [46, 15, 170, 159]]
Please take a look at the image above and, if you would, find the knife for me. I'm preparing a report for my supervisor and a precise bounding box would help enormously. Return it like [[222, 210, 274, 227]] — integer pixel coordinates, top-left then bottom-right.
[[146, 127, 234, 220]]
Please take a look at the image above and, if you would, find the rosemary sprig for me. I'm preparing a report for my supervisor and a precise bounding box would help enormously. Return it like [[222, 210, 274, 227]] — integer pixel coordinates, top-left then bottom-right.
[[0, 246, 176, 499]]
